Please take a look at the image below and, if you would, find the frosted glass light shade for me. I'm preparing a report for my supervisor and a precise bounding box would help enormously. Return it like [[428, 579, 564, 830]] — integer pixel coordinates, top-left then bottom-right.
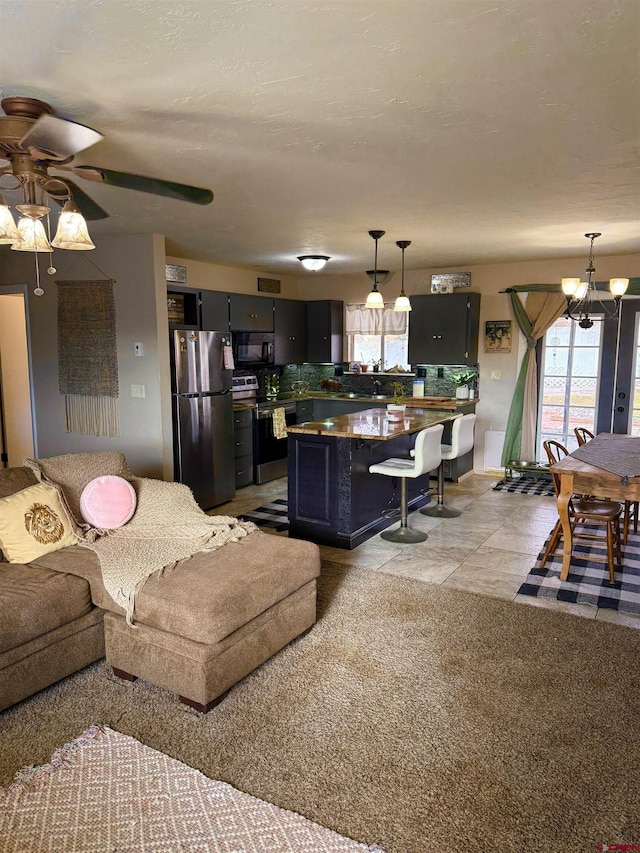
[[365, 288, 384, 309], [575, 282, 589, 300], [298, 255, 329, 271], [0, 199, 19, 244], [561, 277, 580, 296], [11, 217, 52, 252], [394, 294, 412, 312], [52, 201, 95, 250], [610, 277, 629, 297]]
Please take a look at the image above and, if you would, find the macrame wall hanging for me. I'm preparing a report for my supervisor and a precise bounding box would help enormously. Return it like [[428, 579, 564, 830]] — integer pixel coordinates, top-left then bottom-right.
[[57, 278, 120, 437]]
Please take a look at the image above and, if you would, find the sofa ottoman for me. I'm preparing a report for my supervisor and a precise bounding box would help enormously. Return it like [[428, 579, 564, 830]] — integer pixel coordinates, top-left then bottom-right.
[[103, 532, 320, 712]]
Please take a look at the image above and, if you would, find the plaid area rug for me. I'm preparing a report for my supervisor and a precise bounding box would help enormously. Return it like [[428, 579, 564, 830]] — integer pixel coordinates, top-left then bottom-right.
[[239, 499, 289, 532], [518, 528, 640, 614], [493, 476, 554, 497]]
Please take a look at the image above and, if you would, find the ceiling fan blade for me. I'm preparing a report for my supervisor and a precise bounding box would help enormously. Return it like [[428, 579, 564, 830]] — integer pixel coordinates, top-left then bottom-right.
[[48, 178, 109, 221], [20, 114, 103, 159], [74, 165, 214, 205]]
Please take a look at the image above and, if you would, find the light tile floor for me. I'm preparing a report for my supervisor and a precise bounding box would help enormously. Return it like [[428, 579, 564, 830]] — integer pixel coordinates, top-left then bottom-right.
[[211, 473, 640, 631]]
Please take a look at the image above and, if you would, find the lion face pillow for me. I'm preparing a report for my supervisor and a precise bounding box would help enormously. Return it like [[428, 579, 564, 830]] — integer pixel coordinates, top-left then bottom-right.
[[0, 483, 78, 563]]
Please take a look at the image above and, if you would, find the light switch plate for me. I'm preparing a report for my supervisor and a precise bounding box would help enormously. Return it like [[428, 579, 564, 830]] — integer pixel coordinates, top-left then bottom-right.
[[131, 384, 145, 398], [134, 342, 143, 357], [490, 370, 501, 381]]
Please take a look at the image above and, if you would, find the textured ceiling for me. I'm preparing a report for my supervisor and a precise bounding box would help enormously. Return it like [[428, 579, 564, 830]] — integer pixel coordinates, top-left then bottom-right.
[[0, 0, 638, 275]]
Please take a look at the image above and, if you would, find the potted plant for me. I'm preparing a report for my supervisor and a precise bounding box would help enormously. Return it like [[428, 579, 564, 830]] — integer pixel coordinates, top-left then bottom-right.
[[451, 369, 477, 400], [387, 381, 406, 421]]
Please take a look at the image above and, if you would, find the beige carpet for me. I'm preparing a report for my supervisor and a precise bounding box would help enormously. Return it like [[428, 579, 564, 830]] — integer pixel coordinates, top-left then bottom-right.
[[0, 725, 378, 852], [1, 562, 640, 853]]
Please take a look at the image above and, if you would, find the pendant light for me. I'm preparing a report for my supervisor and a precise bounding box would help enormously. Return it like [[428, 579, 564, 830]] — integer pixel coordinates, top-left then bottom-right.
[[394, 240, 412, 312], [561, 232, 629, 329], [365, 230, 385, 309]]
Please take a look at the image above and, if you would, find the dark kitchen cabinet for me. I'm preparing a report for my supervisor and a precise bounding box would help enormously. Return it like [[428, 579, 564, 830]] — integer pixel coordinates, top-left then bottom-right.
[[167, 286, 199, 329], [274, 299, 307, 364], [229, 294, 274, 332], [200, 290, 229, 331], [408, 292, 480, 366], [233, 408, 254, 488], [306, 300, 343, 363]]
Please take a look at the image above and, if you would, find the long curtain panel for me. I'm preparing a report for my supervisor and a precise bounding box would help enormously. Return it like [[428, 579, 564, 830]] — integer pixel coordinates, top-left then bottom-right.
[[501, 291, 566, 466]]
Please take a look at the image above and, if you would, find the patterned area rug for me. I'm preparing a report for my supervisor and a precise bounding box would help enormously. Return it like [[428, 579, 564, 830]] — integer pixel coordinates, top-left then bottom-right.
[[239, 498, 289, 531], [493, 476, 554, 497], [519, 528, 640, 614], [0, 726, 381, 853]]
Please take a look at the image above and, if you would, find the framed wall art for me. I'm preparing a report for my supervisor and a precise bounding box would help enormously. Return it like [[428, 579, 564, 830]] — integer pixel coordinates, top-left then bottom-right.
[[485, 320, 512, 353]]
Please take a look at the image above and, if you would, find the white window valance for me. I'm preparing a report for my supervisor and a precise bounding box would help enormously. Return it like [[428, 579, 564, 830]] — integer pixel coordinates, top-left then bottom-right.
[[345, 303, 408, 335]]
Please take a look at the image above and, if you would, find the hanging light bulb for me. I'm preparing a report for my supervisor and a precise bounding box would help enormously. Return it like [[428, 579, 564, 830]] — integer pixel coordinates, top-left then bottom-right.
[[365, 230, 385, 309], [394, 240, 412, 312], [52, 200, 95, 250], [0, 194, 20, 244]]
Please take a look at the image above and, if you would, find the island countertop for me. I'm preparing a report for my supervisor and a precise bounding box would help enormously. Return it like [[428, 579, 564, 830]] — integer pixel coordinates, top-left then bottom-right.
[[287, 407, 458, 440]]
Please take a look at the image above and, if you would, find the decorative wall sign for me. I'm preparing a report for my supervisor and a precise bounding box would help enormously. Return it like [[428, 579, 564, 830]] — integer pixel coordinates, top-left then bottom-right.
[[258, 277, 281, 294], [485, 320, 512, 353], [165, 264, 187, 283], [430, 272, 471, 293]]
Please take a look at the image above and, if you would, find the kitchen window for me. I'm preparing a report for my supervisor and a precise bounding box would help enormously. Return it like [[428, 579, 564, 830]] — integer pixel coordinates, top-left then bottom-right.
[[345, 303, 409, 369]]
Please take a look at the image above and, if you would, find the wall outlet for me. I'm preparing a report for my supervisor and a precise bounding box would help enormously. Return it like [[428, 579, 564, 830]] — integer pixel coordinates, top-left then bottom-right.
[[490, 370, 501, 381], [131, 384, 145, 398], [134, 342, 143, 357]]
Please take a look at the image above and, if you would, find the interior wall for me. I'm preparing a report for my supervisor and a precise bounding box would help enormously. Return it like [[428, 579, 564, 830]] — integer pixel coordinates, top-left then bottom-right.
[[165, 255, 299, 299], [0, 292, 34, 466], [0, 235, 167, 478]]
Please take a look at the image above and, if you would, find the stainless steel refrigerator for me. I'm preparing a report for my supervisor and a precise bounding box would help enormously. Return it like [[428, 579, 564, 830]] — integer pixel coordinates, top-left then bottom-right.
[[171, 329, 235, 509]]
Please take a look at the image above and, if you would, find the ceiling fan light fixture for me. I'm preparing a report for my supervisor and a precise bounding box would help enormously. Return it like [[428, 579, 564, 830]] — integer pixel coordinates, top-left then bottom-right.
[[51, 200, 95, 250], [11, 216, 52, 252], [298, 255, 330, 271], [0, 195, 19, 244]]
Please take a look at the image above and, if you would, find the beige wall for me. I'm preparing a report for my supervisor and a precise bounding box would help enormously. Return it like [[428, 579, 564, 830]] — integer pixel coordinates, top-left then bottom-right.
[[0, 292, 34, 466], [166, 256, 300, 299]]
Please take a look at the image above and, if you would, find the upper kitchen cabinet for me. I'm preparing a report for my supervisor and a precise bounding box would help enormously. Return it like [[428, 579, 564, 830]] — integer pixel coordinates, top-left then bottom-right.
[[306, 300, 343, 363], [200, 290, 230, 331], [167, 286, 199, 329], [408, 293, 480, 366], [274, 299, 307, 364], [229, 293, 274, 332]]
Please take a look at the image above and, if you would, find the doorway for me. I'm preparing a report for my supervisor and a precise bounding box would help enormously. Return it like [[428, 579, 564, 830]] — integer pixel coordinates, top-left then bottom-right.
[[537, 299, 640, 457], [0, 291, 35, 466]]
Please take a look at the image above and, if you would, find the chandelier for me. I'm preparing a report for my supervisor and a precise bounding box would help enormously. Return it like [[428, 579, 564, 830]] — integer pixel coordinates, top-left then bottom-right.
[[0, 168, 94, 296], [561, 232, 629, 329]]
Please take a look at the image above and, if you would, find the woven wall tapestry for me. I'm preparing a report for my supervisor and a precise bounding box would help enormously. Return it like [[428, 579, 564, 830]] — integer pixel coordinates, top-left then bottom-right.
[[57, 280, 120, 437]]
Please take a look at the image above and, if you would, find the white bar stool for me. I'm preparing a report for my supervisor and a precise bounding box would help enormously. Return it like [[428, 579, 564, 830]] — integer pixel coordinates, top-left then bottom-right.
[[420, 414, 476, 518], [369, 424, 444, 543]]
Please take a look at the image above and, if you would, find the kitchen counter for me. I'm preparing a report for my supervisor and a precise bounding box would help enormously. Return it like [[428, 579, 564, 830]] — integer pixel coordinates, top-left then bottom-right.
[[288, 407, 458, 440], [287, 407, 457, 549]]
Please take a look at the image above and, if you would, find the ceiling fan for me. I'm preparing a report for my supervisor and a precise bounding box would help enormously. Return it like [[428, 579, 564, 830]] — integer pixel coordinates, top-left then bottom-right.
[[0, 96, 214, 221]]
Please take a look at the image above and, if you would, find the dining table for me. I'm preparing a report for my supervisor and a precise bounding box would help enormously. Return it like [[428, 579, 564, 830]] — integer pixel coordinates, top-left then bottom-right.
[[550, 433, 640, 580]]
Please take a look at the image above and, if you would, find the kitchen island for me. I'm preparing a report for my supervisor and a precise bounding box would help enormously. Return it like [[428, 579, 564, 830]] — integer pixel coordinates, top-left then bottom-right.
[[287, 407, 458, 549]]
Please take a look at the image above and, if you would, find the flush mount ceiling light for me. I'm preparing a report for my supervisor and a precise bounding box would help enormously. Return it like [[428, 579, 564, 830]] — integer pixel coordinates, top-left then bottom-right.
[[561, 232, 629, 329], [365, 230, 385, 309], [394, 240, 412, 312], [298, 255, 330, 271]]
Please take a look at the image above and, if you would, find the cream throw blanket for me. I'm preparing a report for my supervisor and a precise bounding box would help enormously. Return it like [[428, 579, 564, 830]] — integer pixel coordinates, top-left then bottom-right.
[[24, 456, 257, 625], [79, 478, 258, 624]]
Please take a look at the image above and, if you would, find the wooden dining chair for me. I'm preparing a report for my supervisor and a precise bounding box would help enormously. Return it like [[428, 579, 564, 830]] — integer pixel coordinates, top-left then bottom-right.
[[541, 439, 622, 583], [573, 426, 638, 543]]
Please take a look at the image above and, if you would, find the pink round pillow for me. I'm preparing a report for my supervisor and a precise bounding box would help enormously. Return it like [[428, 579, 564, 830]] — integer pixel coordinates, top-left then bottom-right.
[[79, 475, 137, 530]]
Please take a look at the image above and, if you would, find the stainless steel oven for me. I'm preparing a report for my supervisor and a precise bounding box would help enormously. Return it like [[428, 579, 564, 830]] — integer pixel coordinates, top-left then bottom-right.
[[253, 400, 297, 484]]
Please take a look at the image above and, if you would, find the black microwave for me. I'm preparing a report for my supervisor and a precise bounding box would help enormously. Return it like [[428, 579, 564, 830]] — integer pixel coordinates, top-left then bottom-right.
[[233, 331, 275, 367]]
